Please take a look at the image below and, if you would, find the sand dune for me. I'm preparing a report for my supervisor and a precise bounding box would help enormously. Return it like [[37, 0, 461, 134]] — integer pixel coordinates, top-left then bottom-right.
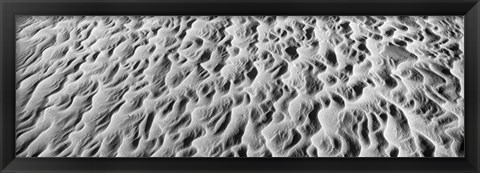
[[15, 16, 464, 157]]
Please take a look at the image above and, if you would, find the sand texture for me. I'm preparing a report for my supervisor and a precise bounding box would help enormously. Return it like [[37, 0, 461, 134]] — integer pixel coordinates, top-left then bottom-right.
[[15, 16, 464, 157]]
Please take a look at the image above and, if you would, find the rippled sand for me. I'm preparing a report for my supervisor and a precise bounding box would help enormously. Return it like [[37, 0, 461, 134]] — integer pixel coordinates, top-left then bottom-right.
[[15, 16, 464, 157]]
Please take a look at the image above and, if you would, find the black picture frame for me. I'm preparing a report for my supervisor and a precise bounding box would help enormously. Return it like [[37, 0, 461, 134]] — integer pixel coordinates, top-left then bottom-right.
[[1, 0, 479, 172]]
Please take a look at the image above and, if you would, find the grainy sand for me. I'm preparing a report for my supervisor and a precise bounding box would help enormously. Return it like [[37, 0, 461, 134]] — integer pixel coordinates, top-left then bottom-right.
[[15, 16, 464, 157]]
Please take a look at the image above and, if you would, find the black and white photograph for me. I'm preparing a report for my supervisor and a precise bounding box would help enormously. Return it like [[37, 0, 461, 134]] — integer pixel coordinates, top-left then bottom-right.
[[15, 16, 465, 158]]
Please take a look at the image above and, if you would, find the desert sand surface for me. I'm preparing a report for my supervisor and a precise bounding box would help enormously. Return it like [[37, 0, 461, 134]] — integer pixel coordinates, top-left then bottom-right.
[[15, 16, 464, 157]]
